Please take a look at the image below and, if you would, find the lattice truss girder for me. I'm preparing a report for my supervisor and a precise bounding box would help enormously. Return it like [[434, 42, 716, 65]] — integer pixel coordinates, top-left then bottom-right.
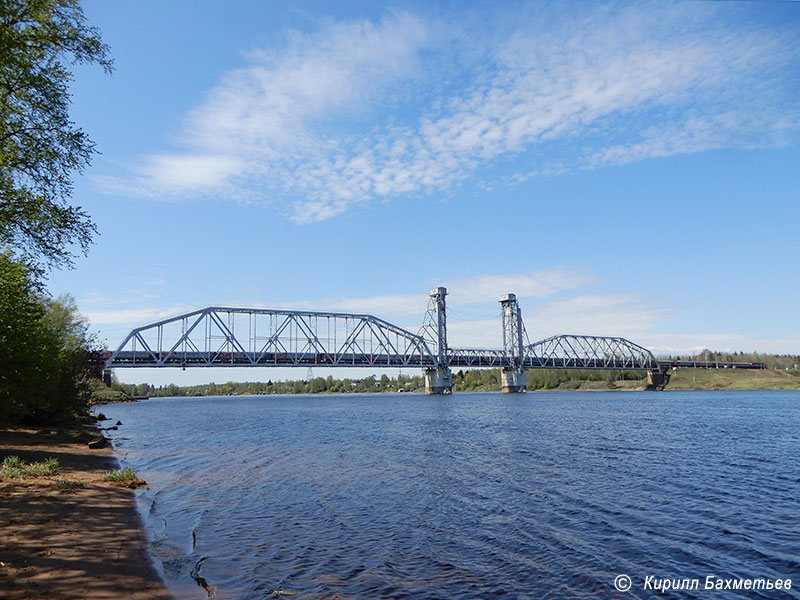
[[523, 334, 659, 370], [446, 348, 510, 368], [107, 307, 437, 368]]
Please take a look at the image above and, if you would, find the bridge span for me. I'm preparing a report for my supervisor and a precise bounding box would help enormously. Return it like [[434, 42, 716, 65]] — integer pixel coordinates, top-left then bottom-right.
[[104, 287, 764, 394]]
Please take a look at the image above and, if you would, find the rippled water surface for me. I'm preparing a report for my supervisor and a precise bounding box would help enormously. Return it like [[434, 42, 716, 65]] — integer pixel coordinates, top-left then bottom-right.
[[99, 391, 800, 599]]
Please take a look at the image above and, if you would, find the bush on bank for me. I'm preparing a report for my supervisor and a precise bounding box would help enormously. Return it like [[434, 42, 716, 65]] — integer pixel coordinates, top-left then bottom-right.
[[0, 253, 97, 426]]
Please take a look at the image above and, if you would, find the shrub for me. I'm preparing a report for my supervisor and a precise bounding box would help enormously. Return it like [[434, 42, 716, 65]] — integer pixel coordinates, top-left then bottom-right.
[[0, 255, 98, 426]]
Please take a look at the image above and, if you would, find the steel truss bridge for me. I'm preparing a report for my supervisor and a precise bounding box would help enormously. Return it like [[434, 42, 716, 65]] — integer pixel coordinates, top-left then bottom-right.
[[105, 288, 764, 393]]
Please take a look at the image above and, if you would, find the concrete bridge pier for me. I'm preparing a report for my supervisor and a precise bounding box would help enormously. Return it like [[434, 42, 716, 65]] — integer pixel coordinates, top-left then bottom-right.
[[646, 369, 670, 390], [425, 367, 453, 395], [102, 369, 112, 387], [501, 368, 527, 393]]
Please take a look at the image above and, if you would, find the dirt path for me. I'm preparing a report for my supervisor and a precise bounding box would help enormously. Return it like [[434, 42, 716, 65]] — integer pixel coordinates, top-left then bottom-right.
[[0, 428, 172, 600]]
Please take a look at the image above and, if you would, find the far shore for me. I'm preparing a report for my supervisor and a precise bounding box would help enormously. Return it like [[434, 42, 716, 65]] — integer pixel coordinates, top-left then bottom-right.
[[107, 367, 800, 400], [0, 425, 172, 600]]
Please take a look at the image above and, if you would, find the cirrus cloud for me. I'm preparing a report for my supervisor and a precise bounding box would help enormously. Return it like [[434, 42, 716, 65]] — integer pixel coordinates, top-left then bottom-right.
[[97, 2, 800, 222]]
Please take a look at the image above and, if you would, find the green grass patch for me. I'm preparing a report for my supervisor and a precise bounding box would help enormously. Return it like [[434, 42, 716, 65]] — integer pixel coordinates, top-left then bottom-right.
[[26, 457, 60, 476], [0, 466, 24, 480], [3, 455, 24, 469], [101, 466, 145, 488], [54, 479, 83, 490], [667, 368, 800, 390], [0, 455, 60, 480]]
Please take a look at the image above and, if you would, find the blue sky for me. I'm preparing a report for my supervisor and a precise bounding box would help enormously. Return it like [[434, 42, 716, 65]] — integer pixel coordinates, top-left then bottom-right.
[[50, 0, 800, 385]]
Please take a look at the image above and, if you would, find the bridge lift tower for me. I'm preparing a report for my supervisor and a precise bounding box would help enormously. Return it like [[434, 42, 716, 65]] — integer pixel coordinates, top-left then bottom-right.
[[420, 287, 453, 394], [500, 293, 527, 393]]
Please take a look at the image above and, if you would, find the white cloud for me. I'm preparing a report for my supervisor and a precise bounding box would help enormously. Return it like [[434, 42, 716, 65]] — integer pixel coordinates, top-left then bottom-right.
[[522, 294, 667, 342], [83, 273, 796, 360], [645, 333, 800, 357], [98, 3, 799, 221], [589, 109, 800, 169], [437, 292, 668, 349], [180, 12, 431, 155], [269, 267, 592, 322], [131, 154, 245, 191], [83, 267, 594, 349], [446, 268, 595, 306], [277, 293, 426, 318], [83, 305, 194, 326], [447, 318, 501, 349]]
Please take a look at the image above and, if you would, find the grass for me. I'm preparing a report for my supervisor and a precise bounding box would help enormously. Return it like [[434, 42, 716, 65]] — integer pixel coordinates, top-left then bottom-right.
[[3, 455, 24, 469], [101, 466, 145, 488], [667, 368, 800, 390], [0, 455, 60, 480], [54, 479, 84, 491]]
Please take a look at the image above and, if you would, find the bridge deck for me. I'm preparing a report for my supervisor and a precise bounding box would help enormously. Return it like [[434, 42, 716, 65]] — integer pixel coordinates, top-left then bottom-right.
[[104, 350, 765, 371]]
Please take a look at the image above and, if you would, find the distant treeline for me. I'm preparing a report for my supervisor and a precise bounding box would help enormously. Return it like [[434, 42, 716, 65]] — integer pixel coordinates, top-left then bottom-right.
[[668, 350, 800, 371], [110, 350, 800, 399], [111, 368, 649, 398]]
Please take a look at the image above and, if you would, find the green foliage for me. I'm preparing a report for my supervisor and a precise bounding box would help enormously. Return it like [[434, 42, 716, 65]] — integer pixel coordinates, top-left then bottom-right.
[[0, 455, 59, 479], [453, 368, 502, 391], [2, 455, 24, 469], [25, 456, 59, 475], [106, 356, 797, 398], [0, 466, 23, 479], [1, 0, 112, 270], [112, 373, 427, 398], [86, 377, 128, 404], [101, 466, 136, 482], [0, 253, 97, 425], [671, 349, 800, 371], [54, 478, 82, 490], [113, 368, 644, 396], [101, 466, 144, 487]]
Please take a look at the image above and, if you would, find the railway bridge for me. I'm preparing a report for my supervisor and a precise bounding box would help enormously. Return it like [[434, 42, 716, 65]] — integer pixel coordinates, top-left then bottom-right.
[[104, 287, 764, 394]]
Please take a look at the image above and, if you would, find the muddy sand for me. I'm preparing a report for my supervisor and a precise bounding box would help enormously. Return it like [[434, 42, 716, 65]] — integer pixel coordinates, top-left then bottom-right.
[[0, 427, 172, 599]]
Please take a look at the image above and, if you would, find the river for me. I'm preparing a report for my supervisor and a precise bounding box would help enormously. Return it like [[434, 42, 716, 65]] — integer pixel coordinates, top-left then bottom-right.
[[98, 390, 800, 599]]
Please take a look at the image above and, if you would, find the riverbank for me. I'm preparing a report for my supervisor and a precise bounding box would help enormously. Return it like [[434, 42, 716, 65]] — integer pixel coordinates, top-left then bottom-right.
[[666, 367, 800, 390], [536, 368, 800, 391], [109, 367, 800, 398], [0, 426, 172, 600]]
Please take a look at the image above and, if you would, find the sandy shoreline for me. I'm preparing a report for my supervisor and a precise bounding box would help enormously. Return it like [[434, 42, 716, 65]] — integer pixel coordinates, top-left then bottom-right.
[[0, 426, 173, 600]]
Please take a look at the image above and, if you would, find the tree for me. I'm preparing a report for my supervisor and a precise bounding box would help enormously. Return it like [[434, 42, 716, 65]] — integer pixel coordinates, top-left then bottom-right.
[[0, 252, 97, 425], [309, 377, 326, 393], [0, 251, 45, 422], [1, 0, 112, 271], [379, 374, 390, 390]]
